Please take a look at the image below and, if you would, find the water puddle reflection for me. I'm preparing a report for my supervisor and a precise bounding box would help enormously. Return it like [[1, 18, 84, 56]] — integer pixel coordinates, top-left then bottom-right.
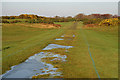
[[2, 51, 67, 78], [55, 38, 64, 40], [3, 34, 74, 78], [73, 35, 75, 37], [61, 35, 64, 37], [43, 44, 73, 50]]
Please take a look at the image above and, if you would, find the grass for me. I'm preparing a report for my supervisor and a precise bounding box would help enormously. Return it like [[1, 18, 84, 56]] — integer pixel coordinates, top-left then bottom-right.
[[2, 22, 72, 74], [81, 24, 118, 78], [49, 22, 98, 78], [62, 22, 118, 78], [46, 21, 118, 78], [2, 21, 118, 78], [3, 19, 28, 23], [32, 74, 51, 78]]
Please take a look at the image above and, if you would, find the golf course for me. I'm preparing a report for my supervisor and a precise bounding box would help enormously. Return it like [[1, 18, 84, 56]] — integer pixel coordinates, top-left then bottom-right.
[[2, 21, 118, 78], [1, 2, 119, 79]]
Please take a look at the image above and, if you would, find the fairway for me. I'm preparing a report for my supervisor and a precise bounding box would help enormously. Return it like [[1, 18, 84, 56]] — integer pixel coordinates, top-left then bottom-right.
[[61, 22, 118, 78], [2, 22, 118, 78], [2, 22, 71, 73], [1, 2, 119, 79]]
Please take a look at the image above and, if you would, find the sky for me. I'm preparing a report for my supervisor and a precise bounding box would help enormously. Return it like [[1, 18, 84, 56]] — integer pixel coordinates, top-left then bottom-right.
[[1, 0, 120, 2], [1, 0, 119, 17]]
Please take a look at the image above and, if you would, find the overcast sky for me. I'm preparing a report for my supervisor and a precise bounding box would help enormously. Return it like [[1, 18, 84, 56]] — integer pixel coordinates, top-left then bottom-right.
[[1, 0, 120, 2], [1, 1, 119, 17]]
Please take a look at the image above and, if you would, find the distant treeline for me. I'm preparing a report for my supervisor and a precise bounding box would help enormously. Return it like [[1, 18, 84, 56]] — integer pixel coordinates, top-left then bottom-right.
[[2, 14, 119, 24]]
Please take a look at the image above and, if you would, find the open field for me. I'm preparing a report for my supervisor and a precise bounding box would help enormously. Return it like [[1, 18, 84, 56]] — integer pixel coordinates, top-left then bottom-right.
[[44, 22, 118, 78], [2, 22, 72, 73], [1, 2, 119, 79], [61, 22, 118, 78], [2, 22, 118, 78]]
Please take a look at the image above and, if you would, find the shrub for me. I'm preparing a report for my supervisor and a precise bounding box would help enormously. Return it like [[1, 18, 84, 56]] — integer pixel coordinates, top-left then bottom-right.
[[10, 20, 21, 23], [28, 19, 36, 23], [99, 18, 118, 26], [2, 20, 10, 23], [82, 18, 102, 25]]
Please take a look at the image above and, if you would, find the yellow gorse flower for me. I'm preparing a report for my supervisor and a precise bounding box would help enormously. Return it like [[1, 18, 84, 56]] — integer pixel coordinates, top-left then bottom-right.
[[99, 18, 118, 26]]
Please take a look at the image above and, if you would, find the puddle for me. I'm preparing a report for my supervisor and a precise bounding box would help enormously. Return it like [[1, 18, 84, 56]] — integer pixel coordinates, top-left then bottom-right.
[[26, 52, 67, 62], [65, 50, 69, 53], [3, 42, 73, 78], [43, 44, 73, 50], [55, 38, 64, 40], [2, 60, 46, 78], [2, 52, 66, 78], [50, 54, 67, 61], [61, 35, 64, 37], [73, 35, 75, 37]]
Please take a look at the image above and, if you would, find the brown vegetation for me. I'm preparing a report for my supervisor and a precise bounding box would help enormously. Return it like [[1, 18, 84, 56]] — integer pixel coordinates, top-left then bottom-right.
[[32, 74, 50, 78], [53, 24, 61, 28], [83, 24, 98, 28], [7, 23, 61, 29]]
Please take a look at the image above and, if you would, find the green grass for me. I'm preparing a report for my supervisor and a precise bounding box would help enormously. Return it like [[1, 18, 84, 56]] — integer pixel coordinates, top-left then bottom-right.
[[2, 22, 71, 73], [2, 22, 118, 78], [82, 25, 118, 78], [62, 22, 118, 78], [3, 19, 28, 23]]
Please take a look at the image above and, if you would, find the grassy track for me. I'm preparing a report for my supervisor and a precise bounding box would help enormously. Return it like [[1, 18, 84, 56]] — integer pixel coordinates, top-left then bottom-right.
[[49, 22, 118, 78], [82, 28, 118, 78], [2, 22, 72, 73], [46, 22, 99, 78], [62, 22, 118, 78], [60, 22, 99, 78], [2, 22, 118, 78]]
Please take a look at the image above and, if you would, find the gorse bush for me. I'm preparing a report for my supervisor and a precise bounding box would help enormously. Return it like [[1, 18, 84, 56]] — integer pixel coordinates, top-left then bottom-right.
[[10, 20, 21, 23], [82, 18, 119, 27], [99, 18, 118, 26], [27, 19, 54, 24], [2, 20, 10, 23], [82, 18, 103, 25], [2, 20, 22, 23], [2, 14, 118, 25], [28, 19, 36, 23]]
